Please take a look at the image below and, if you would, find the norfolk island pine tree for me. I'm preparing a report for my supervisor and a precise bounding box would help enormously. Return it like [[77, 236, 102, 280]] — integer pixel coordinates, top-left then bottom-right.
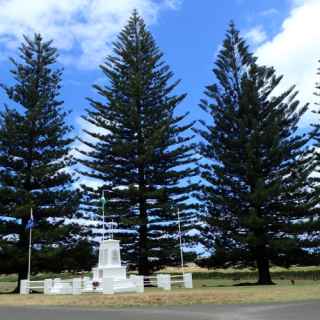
[[0, 34, 81, 291], [196, 22, 320, 284], [77, 11, 198, 275]]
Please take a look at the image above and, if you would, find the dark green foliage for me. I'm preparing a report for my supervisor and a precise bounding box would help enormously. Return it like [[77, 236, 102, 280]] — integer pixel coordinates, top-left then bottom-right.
[[185, 269, 320, 281], [307, 61, 320, 255], [49, 240, 97, 273], [197, 23, 319, 284], [0, 34, 81, 288], [78, 11, 197, 275]]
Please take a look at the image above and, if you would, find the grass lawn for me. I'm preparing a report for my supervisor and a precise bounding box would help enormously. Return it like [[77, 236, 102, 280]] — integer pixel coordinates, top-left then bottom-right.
[[0, 278, 319, 307]]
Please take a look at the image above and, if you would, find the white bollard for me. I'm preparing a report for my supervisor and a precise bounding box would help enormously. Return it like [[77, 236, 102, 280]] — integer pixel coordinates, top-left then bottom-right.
[[102, 277, 114, 294], [44, 279, 53, 294], [72, 278, 82, 295], [131, 275, 144, 293], [162, 274, 171, 291], [183, 273, 193, 289], [20, 280, 29, 295], [157, 274, 171, 290], [156, 274, 163, 289]]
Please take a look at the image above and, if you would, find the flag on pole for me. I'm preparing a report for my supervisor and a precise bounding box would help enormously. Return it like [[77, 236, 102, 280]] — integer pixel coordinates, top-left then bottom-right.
[[26, 210, 35, 230]]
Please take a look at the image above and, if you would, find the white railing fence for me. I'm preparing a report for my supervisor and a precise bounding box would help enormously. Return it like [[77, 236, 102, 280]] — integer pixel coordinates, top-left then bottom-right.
[[142, 275, 158, 288], [145, 273, 193, 291], [20, 280, 44, 294], [20, 273, 192, 295]]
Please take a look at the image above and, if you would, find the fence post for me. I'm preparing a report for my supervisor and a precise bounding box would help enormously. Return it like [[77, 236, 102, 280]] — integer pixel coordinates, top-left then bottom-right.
[[183, 273, 193, 289], [102, 277, 114, 294], [44, 279, 53, 294], [20, 280, 29, 295], [72, 278, 82, 295], [157, 274, 163, 289], [162, 274, 171, 291], [131, 275, 144, 293]]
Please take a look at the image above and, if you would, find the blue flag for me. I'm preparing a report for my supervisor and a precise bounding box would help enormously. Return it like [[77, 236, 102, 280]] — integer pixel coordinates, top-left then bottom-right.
[[26, 211, 35, 230]]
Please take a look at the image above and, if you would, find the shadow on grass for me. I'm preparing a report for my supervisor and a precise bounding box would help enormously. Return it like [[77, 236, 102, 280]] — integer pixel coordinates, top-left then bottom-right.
[[0, 289, 17, 294], [0, 289, 43, 294], [201, 282, 276, 288], [201, 284, 238, 288], [233, 282, 276, 286]]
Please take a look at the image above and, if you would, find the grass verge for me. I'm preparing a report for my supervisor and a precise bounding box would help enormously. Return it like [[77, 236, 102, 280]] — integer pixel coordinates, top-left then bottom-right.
[[0, 283, 319, 308]]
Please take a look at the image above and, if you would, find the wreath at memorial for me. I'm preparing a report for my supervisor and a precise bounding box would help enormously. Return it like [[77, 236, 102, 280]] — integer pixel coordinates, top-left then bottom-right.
[[92, 281, 100, 290]]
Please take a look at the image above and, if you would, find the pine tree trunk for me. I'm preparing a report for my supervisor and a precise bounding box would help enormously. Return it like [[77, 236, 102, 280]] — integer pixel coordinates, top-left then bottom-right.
[[15, 270, 28, 293], [256, 249, 273, 285], [15, 246, 28, 293], [14, 223, 29, 293], [138, 223, 150, 276], [137, 112, 150, 276], [138, 164, 149, 275], [137, 184, 149, 275]]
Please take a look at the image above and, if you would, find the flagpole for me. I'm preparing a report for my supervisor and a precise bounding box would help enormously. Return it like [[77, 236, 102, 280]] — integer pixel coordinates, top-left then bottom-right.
[[101, 191, 107, 241], [27, 207, 33, 281], [102, 191, 105, 241], [111, 219, 114, 240], [177, 207, 184, 274]]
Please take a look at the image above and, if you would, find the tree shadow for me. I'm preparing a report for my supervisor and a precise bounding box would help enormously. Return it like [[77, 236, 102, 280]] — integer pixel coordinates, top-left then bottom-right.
[[233, 282, 276, 286]]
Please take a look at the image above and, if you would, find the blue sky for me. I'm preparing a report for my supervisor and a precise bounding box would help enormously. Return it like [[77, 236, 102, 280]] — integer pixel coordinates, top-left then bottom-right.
[[0, 0, 319, 187], [149, 0, 292, 126]]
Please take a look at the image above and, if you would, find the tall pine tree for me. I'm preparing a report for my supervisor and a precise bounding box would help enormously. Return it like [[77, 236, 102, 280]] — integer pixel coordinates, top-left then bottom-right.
[[78, 11, 197, 275], [305, 61, 320, 260], [0, 34, 80, 289], [197, 23, 318, 284]]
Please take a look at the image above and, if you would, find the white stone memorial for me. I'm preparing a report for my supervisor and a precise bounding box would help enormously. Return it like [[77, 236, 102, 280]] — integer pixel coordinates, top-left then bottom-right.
[[20, 230, 191, 295], [93, 239, 127, 281], [20, 193, 193, 296], [45, 238, 140, 294], [81, 238, 140, 294]]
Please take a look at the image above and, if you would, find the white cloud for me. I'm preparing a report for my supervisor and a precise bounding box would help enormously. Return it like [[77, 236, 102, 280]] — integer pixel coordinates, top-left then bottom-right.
[[256, 0, 320, 127], [0, 0, 180, 69], [260, 8, 279, 16], [245, 25, 267, 45], [164, 0, 182, 9]]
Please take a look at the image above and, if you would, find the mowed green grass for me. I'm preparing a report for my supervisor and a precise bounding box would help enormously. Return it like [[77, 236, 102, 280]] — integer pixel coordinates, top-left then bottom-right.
[[1, 265, 319, 283], [0, 276, 319, 307]]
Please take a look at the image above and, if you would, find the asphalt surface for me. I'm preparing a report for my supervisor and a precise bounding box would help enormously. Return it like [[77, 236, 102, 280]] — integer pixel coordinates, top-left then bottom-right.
[[0, 301, 319, 320]]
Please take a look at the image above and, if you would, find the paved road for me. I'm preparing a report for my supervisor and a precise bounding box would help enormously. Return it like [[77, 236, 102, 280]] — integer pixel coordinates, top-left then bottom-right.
[[0, 301, 319, 320]]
